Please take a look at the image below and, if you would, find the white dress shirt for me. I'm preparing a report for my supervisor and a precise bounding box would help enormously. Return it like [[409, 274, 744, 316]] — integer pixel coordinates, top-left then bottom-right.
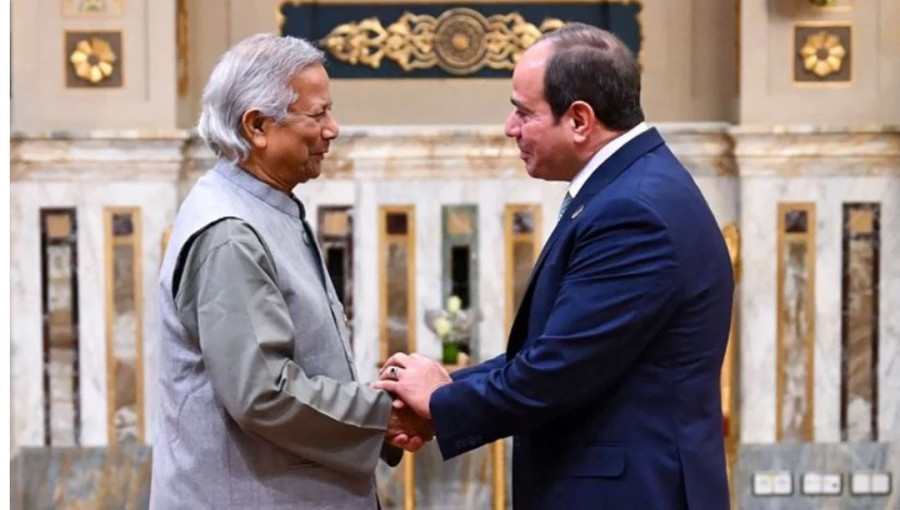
[[567, 122, 650, 199]]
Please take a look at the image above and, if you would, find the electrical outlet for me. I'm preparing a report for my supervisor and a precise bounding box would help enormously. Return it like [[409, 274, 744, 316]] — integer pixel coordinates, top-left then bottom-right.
[[822, 474, 842, 495], [753, 473, 774, 496], [870, 473, 891, 495], [851, 473, 871, 495], [773, 472, 793, 495], [802, 473, 822, 495]]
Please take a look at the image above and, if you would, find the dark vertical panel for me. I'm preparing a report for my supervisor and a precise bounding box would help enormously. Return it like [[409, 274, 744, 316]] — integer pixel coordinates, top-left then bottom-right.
[[318, 206, 354, 345], [40, 208, 80, 446], [841, 203, 880, 441], [451, 246, 471, 307], [380, 206, 416, 363]]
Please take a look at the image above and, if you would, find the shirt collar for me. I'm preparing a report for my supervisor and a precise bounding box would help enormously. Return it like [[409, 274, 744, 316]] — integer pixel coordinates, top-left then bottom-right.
[[213, 160, 305, 218], [567, 122, 649, 198]]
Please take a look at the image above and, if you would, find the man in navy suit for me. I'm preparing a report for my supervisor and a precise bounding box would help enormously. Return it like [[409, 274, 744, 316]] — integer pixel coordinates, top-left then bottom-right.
[[376, 23, 733, 509]]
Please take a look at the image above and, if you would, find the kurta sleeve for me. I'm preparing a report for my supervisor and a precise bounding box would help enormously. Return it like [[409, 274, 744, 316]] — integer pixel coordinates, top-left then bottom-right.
[[174, 218, 394, 477]]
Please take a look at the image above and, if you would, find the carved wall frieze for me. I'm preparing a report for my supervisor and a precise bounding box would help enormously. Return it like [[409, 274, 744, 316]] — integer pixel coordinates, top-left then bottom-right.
[[321, 8, 564, 75]]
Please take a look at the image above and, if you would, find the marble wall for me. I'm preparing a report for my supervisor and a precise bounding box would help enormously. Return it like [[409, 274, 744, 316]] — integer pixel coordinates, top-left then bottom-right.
[[10, 124, 899, 508], [734, 126, 900, 446], [11, 132, 185, 449]]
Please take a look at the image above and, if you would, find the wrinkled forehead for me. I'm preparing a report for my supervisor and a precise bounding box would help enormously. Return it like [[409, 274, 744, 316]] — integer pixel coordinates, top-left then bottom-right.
[[289, 65, 331, 105]]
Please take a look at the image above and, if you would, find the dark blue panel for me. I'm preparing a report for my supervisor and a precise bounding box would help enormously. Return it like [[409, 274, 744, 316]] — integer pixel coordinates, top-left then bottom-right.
[[280, 2, 642, 78]]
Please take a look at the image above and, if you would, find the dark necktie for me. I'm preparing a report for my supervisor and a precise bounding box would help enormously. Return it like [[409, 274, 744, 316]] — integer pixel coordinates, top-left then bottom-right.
[[558, 192, 573, 221]]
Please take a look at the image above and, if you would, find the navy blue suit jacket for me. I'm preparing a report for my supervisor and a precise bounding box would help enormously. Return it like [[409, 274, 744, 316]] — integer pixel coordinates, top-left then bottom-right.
[[430, 128, 733, 509]]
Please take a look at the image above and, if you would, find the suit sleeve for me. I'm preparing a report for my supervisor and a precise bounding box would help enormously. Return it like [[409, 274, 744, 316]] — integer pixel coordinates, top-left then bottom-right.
[[450, 353, 506, 382], [175, 219, 393, 477], [430, 198, 682, 459]]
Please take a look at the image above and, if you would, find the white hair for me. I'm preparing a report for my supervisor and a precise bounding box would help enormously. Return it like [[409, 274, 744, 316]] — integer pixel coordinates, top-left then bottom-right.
[[198, 33, 325, 162]]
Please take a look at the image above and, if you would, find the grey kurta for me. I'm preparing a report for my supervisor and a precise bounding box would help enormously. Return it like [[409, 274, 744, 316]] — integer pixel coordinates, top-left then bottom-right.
[[150, 162, 398, 509]]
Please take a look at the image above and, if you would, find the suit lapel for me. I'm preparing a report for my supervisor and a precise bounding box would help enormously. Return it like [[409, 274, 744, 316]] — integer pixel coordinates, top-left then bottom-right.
[[505, 128, 666, 356]]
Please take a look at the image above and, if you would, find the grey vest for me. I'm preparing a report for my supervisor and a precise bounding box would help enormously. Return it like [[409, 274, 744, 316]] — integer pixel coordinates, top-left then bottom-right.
[[150, 162, 374, 509]]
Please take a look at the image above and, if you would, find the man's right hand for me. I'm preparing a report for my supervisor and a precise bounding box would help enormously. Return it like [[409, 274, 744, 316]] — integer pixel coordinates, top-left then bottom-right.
[[386, 405, 433, 452]]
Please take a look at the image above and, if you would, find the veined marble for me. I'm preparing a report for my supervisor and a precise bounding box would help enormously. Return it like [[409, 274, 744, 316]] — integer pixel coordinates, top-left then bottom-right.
[[10, 125, 898, 509], [735, 125, 900, 446]]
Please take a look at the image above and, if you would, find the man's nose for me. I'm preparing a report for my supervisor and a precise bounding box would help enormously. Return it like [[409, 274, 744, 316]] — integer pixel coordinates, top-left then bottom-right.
[[504, 111, 519, 138], [323, 112, 339, 140]]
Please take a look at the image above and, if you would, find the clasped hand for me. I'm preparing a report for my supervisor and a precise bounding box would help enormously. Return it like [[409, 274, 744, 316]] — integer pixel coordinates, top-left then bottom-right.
[[376, 353, 452, 452]]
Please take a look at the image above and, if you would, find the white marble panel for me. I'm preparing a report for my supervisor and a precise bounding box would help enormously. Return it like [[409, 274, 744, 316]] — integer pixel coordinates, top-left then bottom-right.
[[11, 184, 48, 449], [875, 178, 900, 442], [739, 178, 780, 443], [82, 182, 177, 446], [353, 180, 382, 385], [10, 179, 177, 449], [739, 175, 900, 444], [694, 176, 740, 227]]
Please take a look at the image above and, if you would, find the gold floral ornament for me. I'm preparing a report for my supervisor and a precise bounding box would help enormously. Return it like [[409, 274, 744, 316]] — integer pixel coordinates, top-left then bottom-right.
[[321, 8, 564, 75], [69, 37, 117, 84], [799, 30, 846, 78]]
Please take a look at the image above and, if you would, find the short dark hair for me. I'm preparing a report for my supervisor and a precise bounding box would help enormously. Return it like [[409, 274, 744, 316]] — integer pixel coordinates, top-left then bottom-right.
[[538, 23, 644, 131]]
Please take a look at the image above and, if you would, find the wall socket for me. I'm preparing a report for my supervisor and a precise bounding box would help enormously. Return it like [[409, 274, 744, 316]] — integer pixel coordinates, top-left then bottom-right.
[[755, 471, 891, 498], [801, 473, 842, 495], [850, 472, 892, 496], [753, 471, 793, 496]]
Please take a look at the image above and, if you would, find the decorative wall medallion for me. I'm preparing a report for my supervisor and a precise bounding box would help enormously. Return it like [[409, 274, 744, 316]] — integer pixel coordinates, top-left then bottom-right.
[[434, 9, 491, 75], [800, 31, 845, 78], [62, 0, 123, 17], [793, 23, 851, 84], [321, 8, 564, 76], [65, 31, 123, 88]]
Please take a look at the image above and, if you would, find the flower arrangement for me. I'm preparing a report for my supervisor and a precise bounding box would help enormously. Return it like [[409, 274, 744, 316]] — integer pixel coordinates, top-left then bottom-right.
[[425, 295, 482, 364]]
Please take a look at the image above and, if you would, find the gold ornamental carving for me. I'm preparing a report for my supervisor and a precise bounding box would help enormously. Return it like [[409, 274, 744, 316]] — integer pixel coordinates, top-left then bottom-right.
[[799, 30, 846, 78], [321, 8, 564, 75], [722, 222, 740, 282], [69, 37, 117, 84], [62, 0, 123, 17]]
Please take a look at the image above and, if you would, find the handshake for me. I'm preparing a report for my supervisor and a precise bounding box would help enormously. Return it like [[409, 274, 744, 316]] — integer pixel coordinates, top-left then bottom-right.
[[373, 352, 453, 452]]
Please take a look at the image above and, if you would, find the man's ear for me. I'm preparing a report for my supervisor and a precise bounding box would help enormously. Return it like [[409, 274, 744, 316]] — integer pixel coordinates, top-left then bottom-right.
[[240, 109, 268, 150], [568, 101, 596, 143]]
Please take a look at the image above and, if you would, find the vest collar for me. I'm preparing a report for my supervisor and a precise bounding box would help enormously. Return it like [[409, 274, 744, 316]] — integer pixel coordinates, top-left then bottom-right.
[[213, 160, 305, 218]]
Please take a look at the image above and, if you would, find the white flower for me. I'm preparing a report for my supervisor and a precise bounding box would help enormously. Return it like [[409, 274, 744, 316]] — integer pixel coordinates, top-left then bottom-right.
[[435, 317, 452, 338], [446, 295, 462, 315]]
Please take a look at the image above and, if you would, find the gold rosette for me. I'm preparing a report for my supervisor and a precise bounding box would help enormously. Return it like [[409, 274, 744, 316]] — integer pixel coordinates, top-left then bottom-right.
[[799, 31, 846, 78], [69, 37, 117, 84]]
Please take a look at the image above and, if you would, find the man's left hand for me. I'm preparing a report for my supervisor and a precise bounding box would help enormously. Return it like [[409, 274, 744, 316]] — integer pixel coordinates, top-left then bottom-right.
[[373, 353, 451, 419]]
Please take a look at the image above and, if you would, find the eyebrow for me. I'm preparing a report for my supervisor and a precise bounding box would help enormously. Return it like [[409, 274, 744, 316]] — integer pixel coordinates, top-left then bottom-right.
[[303, 101, 332, 115], [510, 98, 529, 112]]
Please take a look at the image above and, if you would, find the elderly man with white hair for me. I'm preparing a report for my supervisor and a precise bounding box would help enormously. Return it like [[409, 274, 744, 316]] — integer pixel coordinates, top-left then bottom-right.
[[150, 34, 431, 509]]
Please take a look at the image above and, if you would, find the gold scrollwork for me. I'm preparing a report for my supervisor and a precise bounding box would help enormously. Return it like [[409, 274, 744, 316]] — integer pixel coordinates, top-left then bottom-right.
[[321, 8, 564, 75], [722, 222, 740, 282], [177, 0, 190, 96], [69, 37, 117, 84]]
